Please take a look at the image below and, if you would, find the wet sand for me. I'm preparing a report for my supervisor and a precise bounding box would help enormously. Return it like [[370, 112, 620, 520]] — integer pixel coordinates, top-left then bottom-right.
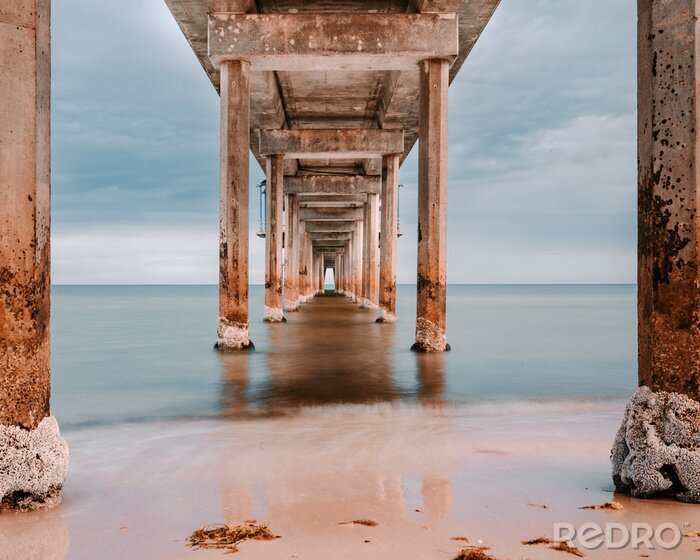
[[2, 400, 700, 559], [3, 293, 698, 559]]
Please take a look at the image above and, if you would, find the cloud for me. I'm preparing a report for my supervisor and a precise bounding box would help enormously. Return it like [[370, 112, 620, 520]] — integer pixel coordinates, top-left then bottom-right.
[[51, 0, 636, 284]]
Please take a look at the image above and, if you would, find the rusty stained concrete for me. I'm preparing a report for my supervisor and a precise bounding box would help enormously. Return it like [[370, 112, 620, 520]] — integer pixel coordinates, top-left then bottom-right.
[[264, 154, 285, 322], [0, 0, 51, 431], [0, 0, 69, 512], [637, 0, 700, 397], [217, 60, 253, 350]]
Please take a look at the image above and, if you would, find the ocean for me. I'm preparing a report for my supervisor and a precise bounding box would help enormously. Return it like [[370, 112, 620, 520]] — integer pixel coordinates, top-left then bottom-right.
[[51, 284, 637, 430]]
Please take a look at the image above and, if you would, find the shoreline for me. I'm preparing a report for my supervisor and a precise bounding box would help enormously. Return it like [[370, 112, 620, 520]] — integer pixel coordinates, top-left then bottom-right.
[[3, 399, 698, 559]]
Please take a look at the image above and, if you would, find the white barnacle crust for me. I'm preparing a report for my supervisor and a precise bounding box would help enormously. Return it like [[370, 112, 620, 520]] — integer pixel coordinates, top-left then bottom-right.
[[612, 386, 700, 503], [0, 416, 68, 511], [283, 299, 299, 312], [216, 319, 252, 350], [377, 307, 396, 323], [263, 306, 284, 322], [413, 317, 448, 352]]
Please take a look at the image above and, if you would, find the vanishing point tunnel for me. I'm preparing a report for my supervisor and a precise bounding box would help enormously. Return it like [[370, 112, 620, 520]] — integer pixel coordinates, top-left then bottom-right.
[[2, 0, 700, 510]]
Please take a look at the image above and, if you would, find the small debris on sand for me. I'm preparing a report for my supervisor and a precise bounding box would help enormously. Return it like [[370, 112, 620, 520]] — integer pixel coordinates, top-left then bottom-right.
[[338, 519, 379, 527], [522, 536, 584, 557], [684, 530, 700, 538], [451, 536, 470, 542], [578, 501, 623, 511], [364, 540, 371, 543], [118, 526, 128, 531], [527, 502, 549, 509], [453, 548, 499, 560], [187, 522, 279, 554]]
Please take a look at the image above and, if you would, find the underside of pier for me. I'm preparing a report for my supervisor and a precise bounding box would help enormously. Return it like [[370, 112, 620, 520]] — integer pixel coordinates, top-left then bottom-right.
[[165, 0, 500, 351]]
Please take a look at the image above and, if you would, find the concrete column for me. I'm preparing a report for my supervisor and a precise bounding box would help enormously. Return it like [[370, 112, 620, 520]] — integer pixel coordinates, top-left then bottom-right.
[[611, 0, 700, 504], [264, 154, 284, 322], [0, 0, 68, 511], [318, 255, 324, 292], [217, 60, 253, 350], [283, 193, 299, 311], [378, 154, 399, 322], [298, 222, 308, 303], [334, 254, 341, 292], [353, 221, 364, 303], [412, 58, 449, 352], [365, 193, 380, 308]]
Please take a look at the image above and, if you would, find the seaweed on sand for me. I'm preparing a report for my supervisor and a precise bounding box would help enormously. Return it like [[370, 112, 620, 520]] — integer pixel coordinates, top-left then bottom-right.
[[187, 522, 279, 554], [338, 519, 379, 527], [522, 536, 583, 557]]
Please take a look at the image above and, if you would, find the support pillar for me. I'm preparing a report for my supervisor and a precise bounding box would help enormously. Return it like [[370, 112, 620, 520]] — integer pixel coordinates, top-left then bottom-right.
[[378, 154, 399, 323], [412, 58, 449, 352], [217, 60, 253, 350], [611, 0, 700, 503], [264, 154, 284, 322], [0, 0, 68, 511], [353, 221, 364, 303], [284, 193, 299, 311], [361, 194, 379, 308], [298, 222, 308, 303]]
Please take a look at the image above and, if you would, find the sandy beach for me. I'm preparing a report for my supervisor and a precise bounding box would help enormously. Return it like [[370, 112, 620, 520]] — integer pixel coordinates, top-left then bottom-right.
[[2, 399, 698, 560]]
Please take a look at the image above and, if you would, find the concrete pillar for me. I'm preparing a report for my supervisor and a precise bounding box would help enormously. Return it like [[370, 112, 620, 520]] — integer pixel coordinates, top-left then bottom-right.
[[361, 194, 379, 308], [217, 60, 253, 350], [412, 58, 449, 352], [318, 255, 324, 292], [353, 221, 364, 303], [284, 193, 300, 311], [264, 154, 284, 322], [0, 0, 68, 511], [298, 222, 308, 303], [378, 154, 399, 323], [611, 0, 700, 504]]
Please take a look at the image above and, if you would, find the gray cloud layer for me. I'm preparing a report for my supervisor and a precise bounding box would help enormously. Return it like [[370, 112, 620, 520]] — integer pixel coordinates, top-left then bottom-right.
[[51, 0, 636, 284]]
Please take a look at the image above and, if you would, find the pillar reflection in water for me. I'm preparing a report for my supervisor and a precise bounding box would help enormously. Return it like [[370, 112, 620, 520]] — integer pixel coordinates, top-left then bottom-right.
[[415, 351, 446, 405], [218, 351, 250, 417], [261, 294, 398, 408]]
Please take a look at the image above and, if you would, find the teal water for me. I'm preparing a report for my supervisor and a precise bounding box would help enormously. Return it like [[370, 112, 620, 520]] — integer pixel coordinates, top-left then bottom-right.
[[51, 285, 636, 430]]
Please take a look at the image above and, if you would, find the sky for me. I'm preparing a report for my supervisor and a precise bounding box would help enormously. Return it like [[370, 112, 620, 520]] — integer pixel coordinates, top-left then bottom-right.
[[51, 0, 636, 285]]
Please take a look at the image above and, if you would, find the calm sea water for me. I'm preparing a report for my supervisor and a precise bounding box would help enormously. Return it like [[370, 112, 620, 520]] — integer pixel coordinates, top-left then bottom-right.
[[51, 285, 637, 430]]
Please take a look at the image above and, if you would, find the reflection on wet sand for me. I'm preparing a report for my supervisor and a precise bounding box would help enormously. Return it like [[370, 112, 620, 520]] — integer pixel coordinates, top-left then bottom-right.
[[220, 294, 414, 414]]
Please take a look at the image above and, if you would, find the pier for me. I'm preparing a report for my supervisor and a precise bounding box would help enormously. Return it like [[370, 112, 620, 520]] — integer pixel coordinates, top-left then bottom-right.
[[2, 0, 700, 510]]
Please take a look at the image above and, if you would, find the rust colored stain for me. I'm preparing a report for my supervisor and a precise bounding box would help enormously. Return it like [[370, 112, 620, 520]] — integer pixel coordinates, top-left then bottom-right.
[[637, 0, 700, 397]]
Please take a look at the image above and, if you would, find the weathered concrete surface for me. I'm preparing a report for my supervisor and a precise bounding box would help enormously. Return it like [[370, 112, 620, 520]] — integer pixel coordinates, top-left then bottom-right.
[[217, 60, 253, 350], [378, 154, 399, 322], [412, 59, 449, 352], [208, 13, 458, 71], [283, 193, 299, 311], [304, 221, 356, 233], [612, 386, 700, 502], [637, 0, 700, 397], [285, 174, 381, 195], [264, 154, 284, 322], [361, 194, 379, 308], [299, 207, 364, 222], [0, 0, 51, 431], [260, 129, 404, 159], [165, 0, 500, 174], [0, 0, 68, 511]]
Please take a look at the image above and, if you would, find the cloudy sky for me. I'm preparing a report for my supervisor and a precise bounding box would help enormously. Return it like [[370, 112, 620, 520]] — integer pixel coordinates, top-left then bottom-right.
[[51, 0, 636, 284]]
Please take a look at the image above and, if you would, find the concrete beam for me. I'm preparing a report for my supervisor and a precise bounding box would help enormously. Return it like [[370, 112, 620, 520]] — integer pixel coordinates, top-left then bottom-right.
[[308, 232, 353, 241], [411, 0, 460, 13], [304, 221, 356, 233], [208, 13, 459, 71], [206, 0, 255, 13], [299, 207, 364, 222], [298, 194, 368, 204], [285, 174, 381, 195], [299, 201, 364, 209], [260, 129, 404, 159]]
